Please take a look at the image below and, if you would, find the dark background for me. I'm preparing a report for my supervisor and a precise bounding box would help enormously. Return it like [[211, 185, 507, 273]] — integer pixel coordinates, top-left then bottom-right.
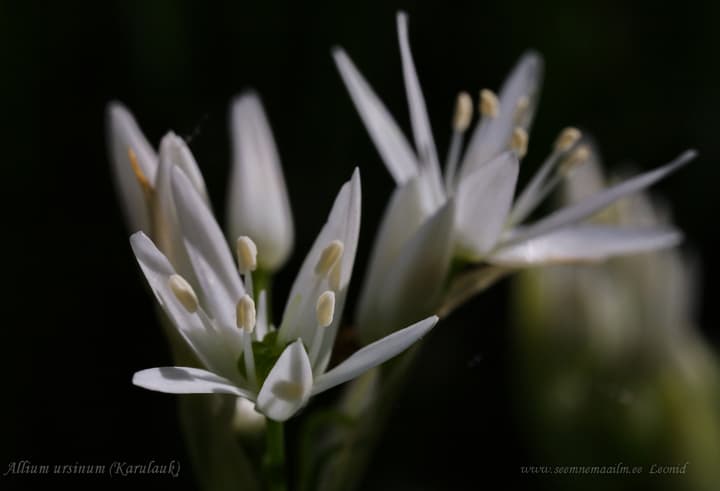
[[2, 1, 718, 489]]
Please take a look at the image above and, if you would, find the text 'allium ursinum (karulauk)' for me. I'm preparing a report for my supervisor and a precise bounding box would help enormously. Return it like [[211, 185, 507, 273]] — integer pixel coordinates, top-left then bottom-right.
[[335, 12, 695, 341], [130, 165, 438, 422]]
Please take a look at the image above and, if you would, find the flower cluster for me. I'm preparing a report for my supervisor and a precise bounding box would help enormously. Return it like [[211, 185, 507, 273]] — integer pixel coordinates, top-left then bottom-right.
[[334, 12, 693, 340], [108, 10, 696, 491], [108, 96, 437, 422]]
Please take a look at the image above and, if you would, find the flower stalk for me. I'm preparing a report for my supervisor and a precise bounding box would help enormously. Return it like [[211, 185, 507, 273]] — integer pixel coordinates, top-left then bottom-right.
[[264, 420, 287, 491]]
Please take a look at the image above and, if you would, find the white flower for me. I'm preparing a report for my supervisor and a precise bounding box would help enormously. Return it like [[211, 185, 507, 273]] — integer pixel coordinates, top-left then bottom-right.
[[106, 92, 293, 275], [130, 167, 438, 421], [334, 12, 694, 340]]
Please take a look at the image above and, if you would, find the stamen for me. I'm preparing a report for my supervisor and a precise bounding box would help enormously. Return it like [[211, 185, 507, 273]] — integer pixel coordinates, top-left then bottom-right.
[[554, 127, 582, 153], [452, 91, 473, 132], [128, 148, 152, 194], [236, 236, 258, 273], [315, 240, 344, 276], [558, 144, 590, 175], [236, 294, 256, 333], [479, 89, 499, 118], [513, 145, 592, 222], [315, 291, 336, 328], [510, 127, 529, 158], [168, 274, 199, 313]]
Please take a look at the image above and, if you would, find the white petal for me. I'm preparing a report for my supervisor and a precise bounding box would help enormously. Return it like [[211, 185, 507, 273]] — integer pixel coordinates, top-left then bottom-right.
[[106, 102, 158, 233], [133, 367, 254, 398], [312, 315, 438, 396], [153, 132, 206, 282], [226, 93, 294, 271], [255, 340, 313, 422], [455, 151, 519, 256], [279, 170, 361, 373], [130, 233, 241, 378], [355, 174, 434, 328], [358, 200, 455, 343], [505, 150, 696, 245], [171, 167, 245, 326], [396, 12, 444, 198], [333, 48, 419, 184], [461, 52, 543, 177], [490, 225, 682, 266]]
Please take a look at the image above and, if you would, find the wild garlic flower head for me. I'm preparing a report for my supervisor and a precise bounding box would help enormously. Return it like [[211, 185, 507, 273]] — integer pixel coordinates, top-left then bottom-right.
[[335, 12, 694, 340], [130, 167, 437, 421]]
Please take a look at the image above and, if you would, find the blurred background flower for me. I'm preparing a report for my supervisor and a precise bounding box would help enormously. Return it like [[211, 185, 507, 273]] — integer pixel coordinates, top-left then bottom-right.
[[2, 1, 719, 490], [512, 157, 720, 491]]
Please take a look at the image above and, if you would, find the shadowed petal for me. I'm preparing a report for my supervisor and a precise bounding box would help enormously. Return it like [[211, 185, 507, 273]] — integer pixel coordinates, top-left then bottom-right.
[[358, 200, 455, 343], [171, 167, 245, 327], [106, 102, 158, 233], [133, 367, 254, 399], [255, 341, 313, 422], [456, 151, 519, 257], [130, 232, 242, 378]]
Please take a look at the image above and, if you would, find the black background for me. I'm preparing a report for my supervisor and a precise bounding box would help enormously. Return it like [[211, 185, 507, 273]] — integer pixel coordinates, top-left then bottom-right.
[[2, 1, 718, 489]]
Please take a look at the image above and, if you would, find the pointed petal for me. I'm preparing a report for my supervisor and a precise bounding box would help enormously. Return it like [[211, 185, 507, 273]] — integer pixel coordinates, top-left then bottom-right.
[[227, 93, 294, 271], [333, 48, 419, 184], [130, 232, 242, 378], [255, 340, 313, 422], [106, 102, 158, 233], [357, 200, 455, 343], [396, 12, 444, 197], [171, 167, 245, 327], [490, 225, 682, 266], [153, 132, 207, 282], [133, 367, 254, 398], [455, 151, 519, 257], [505, 150, 696, 245], [312, 315, 438, 396], [461, 52, 543, 177], [279, 170, 361, 373], [355, 172, 437, 331]]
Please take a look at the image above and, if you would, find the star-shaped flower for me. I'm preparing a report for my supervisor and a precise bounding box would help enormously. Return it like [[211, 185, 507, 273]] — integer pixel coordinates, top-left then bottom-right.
[[131, 166, 437, 421], [334, 12, 694, 340]]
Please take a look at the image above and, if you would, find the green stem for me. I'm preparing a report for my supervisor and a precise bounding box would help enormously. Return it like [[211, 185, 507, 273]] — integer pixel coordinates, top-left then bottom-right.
[[263, 420, 287, 491]]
